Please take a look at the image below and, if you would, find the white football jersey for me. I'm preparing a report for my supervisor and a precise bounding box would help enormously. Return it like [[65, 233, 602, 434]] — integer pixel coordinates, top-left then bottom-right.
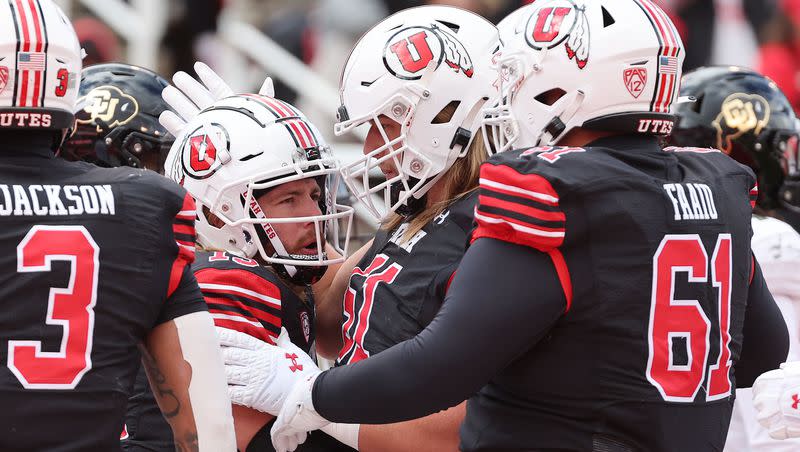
[[725, 215, 800, 451]]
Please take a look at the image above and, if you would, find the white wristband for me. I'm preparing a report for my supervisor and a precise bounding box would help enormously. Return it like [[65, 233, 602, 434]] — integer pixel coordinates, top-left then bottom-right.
[[320, 422, 360, 450]]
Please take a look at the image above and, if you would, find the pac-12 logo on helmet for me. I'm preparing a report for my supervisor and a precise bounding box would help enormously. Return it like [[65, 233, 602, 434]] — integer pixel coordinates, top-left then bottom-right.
[[713, 93, 770, 153], [623, 67, 647, 98], [76, 85, 139, 132], [383, 24, 474, 80], [180, 123, 230, 179], [524, 0, 590, 69]]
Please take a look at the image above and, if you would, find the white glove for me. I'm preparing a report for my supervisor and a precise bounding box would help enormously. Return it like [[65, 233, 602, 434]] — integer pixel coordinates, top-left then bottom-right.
[[753, 361, 800, 439], [271, 372, 330, 452], [217, 326, 318, 416], [159, 61, 275, 137]]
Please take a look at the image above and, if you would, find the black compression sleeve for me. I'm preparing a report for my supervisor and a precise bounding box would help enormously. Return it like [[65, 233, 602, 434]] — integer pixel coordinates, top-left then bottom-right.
[[736, 258, 790, 388], [312, 238, 566, 424]]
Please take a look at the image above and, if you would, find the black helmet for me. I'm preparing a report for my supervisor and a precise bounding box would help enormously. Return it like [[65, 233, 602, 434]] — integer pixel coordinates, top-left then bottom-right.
[[61, 63, 173, 172], [671, 66, 800, 211]]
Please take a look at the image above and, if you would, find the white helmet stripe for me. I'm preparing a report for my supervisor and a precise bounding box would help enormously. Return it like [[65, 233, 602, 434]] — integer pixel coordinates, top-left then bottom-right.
[[240, 94, 319, 149], [632, 0, 680, 113], [10, 0, 47, 108]]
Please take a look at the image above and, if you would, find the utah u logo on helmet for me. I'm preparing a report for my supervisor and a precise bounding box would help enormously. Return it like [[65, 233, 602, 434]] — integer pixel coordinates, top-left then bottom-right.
[[384, 24, 474, 80], [525, 0, 590, 69], [180, 123, 231, 179]]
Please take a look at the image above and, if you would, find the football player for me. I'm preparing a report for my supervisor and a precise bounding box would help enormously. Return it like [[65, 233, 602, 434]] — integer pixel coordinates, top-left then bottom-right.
[[0, 1, 235, 451], [162, 94, 356, 452], [167, 6, 501, 451], [220, 2, 791, 451], [62, 63, 174, 172], [63, 64, 355, 451], [671, 68, 800, 447], [671, 66, 800, 234]]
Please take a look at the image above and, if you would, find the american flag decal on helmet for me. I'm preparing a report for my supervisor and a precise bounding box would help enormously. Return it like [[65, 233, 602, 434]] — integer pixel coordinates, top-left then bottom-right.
[[632, 0, 681, 113], [8, 0, 49, 108]]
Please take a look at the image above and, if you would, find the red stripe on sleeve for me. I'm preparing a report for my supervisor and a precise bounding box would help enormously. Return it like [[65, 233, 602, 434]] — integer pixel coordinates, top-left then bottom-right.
[[195, 268, 282, 309], [205, 294, 281, 329], [749, 254, 755, 285], [478, 194, 566, 223], [445, 271, 456, 294], [481, 164, 561, 205], [167, 193, 197, 297], [472, 164, 566, 252], [548, 249, 572, 312], [173, 223, 196, 236], [213, 320, 275, 345]]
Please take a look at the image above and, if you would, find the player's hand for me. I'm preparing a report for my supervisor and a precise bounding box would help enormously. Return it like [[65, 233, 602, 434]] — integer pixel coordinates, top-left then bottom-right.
[[159, 61, 275, 137], [753, 361, 800, 439], [216, 327, 318, 416], [271, 373, 330, 452]]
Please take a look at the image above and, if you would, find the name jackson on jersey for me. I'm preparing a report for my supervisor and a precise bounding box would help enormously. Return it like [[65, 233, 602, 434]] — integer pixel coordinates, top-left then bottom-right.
[[0, 184, 115, 216]]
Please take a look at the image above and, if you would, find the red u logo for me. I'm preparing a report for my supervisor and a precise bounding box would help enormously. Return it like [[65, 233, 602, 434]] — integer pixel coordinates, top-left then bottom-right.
[[390, 31, 434, 74], [532, 7, 572, 42]]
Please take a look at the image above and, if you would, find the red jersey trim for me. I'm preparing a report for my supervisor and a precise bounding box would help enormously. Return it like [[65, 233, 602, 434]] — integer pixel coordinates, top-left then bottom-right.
[[167, 193, 197, 297], [548, 249, 573, 312]]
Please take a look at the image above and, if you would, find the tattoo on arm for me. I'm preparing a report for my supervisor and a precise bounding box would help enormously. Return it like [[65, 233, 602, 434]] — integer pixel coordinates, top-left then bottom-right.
[[174, 432, 200, 452], [139, 344, 181, 419]]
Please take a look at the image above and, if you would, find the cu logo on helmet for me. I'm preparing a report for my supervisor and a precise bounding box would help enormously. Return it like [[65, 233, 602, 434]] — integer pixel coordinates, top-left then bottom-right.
[[524, 0, 590, 69], [713, 93, 770, 154], [181, 123, 229, 179], [384, 25, 474, 80], [76, 86, 140, 132]]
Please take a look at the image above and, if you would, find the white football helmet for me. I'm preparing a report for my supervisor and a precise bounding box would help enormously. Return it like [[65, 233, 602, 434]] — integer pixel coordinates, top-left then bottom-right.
[[484, 0, 685, 153], [165, 94, 354, 284], [335, 5, 500, 219], [0, 0, 81, 134], [497, 5, 529, 46]]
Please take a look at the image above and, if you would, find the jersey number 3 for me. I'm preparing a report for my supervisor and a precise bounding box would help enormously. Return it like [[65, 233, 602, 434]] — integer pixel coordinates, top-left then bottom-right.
[[7, 226, 99, 389], [647, 234, 733, 402]]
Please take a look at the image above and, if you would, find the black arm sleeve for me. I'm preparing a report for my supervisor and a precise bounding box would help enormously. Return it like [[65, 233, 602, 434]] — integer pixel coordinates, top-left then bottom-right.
[[736, 258, 789, 388], [312, 238, 566, 424], [155, 266, 207, 325]]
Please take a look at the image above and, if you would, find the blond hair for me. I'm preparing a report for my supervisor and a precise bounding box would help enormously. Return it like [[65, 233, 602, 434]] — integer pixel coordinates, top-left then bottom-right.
[[383, 106, 488, 240]]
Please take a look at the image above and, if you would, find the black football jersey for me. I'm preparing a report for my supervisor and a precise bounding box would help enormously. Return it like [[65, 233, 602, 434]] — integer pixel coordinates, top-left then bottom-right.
[[337, 192, 476, 365], [123, 251, 351, 452], [0, 146, 205, 452], [466, 135, 758, 451]]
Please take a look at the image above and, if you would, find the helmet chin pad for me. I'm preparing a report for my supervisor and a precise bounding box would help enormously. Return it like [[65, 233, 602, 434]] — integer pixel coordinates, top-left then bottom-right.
[[272, 253, 329, 286], [391, 177, 428, 217]]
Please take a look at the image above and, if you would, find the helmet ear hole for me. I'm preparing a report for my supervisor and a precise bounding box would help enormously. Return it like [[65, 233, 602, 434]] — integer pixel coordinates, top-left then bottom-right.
[[431, 101, 461, 124], [202, 205, 224, 229], [535, 88, 567, 107]]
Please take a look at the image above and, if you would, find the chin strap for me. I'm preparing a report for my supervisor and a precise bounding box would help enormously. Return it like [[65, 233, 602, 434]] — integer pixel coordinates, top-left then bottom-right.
[[537, 90, 585, 146], [245, 192, 299, 278], [391, 178, 429, 217]]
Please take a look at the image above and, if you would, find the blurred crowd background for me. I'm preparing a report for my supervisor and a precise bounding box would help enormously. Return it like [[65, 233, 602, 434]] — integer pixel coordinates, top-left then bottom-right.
[[57, 0, 800, 123]]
